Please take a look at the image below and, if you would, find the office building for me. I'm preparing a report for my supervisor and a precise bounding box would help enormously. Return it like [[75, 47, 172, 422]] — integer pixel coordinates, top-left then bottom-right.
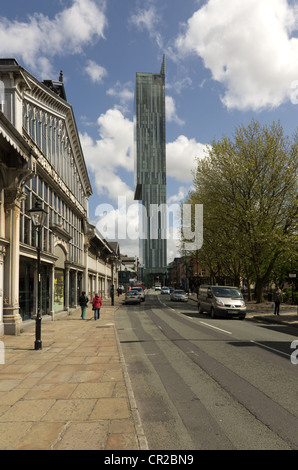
[[134, 56, 167, 286]]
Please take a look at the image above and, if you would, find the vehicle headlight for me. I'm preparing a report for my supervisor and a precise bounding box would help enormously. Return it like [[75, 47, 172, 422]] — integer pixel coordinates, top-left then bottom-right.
[[216, 299, 225, 306]]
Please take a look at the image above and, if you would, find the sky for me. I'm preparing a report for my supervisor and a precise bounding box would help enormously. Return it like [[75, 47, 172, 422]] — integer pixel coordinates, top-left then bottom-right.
[[1, 0, 298, 261]]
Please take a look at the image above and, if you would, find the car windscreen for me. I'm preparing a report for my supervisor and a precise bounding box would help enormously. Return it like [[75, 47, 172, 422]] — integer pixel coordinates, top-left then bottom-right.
[[212, 287, 242, 298]]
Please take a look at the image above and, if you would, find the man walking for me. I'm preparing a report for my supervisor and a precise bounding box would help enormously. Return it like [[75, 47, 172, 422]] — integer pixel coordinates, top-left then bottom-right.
[[79, 291, 88, 320], [273, 286, 283, 315]]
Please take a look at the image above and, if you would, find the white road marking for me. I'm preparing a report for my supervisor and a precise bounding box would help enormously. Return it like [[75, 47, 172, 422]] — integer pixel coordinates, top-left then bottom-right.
[[250, 340, 291, 357], [199, 321, 232, 335]]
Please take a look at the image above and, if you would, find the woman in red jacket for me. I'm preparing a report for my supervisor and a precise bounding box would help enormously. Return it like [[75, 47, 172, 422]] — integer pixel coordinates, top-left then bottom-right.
[[92, 293, 102, 320]]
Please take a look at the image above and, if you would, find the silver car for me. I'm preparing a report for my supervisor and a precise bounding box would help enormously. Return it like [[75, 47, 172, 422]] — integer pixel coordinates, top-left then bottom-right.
[[170, 289, 188, 302], [125, 290, 141, 304], [161, 286, 170, 294], [131, 287, 145, 302]]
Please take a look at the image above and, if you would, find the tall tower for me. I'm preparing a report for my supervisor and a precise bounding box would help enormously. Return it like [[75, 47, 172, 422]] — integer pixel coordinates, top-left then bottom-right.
[[135, 56, 167, 286]]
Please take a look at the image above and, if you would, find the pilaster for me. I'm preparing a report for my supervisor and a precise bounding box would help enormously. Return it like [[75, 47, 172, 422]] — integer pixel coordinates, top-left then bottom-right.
[[3, 189, 24, 335], [0, 245, 6, 336], [65, 267, 70, 313]]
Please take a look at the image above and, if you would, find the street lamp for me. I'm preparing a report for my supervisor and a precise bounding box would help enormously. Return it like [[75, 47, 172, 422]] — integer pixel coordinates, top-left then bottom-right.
[[28, 200, 48, 350], [110, 254, 118, 306]]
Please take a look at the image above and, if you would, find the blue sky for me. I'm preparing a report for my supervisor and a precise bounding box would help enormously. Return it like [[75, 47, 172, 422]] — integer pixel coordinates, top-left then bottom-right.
[[1, 0, 298, 260]]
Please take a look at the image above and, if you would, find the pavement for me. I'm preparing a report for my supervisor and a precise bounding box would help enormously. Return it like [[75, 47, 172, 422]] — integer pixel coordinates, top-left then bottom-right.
[[0, 296, 148, 451], [0, 293, 297, 451], [244, 301, 298, 327]]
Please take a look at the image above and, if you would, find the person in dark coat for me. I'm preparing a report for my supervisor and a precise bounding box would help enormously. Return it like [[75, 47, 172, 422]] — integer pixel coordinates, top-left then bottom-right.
[[273, 286, 283, 315], [79, 291, 88, 320]]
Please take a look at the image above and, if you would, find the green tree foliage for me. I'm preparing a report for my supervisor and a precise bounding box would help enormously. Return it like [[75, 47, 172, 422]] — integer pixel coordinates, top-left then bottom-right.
[[186, 120, 298, 302]]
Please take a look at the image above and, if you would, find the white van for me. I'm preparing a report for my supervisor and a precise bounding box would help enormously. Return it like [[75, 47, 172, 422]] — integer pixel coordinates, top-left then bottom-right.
[[198, 285, 246, 319]]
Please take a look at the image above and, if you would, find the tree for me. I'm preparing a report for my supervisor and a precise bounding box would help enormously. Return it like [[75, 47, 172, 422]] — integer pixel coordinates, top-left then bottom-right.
[[186, 120, 298, 302]]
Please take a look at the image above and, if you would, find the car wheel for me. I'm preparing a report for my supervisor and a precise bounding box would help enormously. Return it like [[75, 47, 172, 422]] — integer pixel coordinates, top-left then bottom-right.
[[198, 304, 203, 314], [210, 307, 216, 319]]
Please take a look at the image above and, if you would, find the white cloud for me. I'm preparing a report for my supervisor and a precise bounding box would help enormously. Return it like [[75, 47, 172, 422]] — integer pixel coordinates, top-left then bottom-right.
[[167, 135, 207, 182], [167, 186, 189, 204], [166, 96, 185, 126], [106, 81, 134, 112], [85, 60, 107, 83], [129, 6, 160, 34], [80, 108, 134, 202], [175, 0, 298, 110], [171, 77, 193, 94], [95, 199, 141, 257], [129, 5, 163, 49], [0, 0, 107, 76]]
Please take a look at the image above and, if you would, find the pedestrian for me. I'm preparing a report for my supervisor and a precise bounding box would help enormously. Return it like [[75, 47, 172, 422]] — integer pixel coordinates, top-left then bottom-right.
[[79, 291, 89, 320], [273, 286, 283, 315], [92, 293, 102, 320]]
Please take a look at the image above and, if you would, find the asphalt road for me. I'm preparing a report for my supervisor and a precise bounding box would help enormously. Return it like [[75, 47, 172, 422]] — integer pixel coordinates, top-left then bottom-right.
[[115, 290, 298, 450]]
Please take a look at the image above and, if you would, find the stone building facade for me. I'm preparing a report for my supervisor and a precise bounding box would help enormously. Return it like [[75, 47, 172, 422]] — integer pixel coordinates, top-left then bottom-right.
[[0, 59, 117, 335]]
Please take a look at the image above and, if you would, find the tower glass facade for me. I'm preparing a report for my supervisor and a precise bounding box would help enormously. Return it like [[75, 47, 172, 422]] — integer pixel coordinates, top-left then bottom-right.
[[135, 57, 167, 284]]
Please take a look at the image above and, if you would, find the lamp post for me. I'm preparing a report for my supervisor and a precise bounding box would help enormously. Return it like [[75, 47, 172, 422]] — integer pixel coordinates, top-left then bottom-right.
[[110, 255, 115, 306], [28, 200, 48, 350], [109, 254, 119, 306]]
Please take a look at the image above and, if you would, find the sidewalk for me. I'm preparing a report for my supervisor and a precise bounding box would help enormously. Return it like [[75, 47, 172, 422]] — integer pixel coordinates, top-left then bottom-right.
[[245, 301, 298, 328], [0, 296, 147, 450]]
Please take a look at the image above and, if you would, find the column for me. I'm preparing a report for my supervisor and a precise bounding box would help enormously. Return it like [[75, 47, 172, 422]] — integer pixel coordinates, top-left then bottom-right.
[[50, 264, 55, 320], [0, 246, 6, 336], [83, 242, 88, 294], [74, 270, 78, 308], [3, 190, 23, 335], [96, 273, 99, 296], [65, 267, 69, 313]]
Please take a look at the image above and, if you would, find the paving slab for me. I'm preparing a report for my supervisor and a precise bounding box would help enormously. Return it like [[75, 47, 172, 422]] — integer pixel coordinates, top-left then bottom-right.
[[0, 297, 146, 450]]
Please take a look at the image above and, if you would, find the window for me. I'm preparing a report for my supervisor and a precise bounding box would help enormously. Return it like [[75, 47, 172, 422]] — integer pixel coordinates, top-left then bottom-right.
[[42, 113, 47, 154]]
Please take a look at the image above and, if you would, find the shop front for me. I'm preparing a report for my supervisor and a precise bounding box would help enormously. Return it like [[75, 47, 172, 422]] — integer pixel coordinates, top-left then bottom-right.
[[53, 244, 66, 313], [69, 269, 83, 309], [54, 268, 64, 313], [19, 257, 51, 320]]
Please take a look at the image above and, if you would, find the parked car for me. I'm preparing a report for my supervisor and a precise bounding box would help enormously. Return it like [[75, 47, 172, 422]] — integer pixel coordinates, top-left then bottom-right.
[[125, 290, 141, 304], [170, 289, 188, 302], [197, 285, 246, 319], [161, 286, 170, 294], [131, 286, 145, 301]]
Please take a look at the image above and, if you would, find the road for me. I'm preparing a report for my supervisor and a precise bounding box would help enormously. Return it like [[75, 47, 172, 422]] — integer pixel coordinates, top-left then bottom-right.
[[115, 290, 298, 450]]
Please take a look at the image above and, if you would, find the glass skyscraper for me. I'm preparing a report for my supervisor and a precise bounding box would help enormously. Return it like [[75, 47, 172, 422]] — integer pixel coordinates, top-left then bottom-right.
[[135, 56, 167, 285]]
